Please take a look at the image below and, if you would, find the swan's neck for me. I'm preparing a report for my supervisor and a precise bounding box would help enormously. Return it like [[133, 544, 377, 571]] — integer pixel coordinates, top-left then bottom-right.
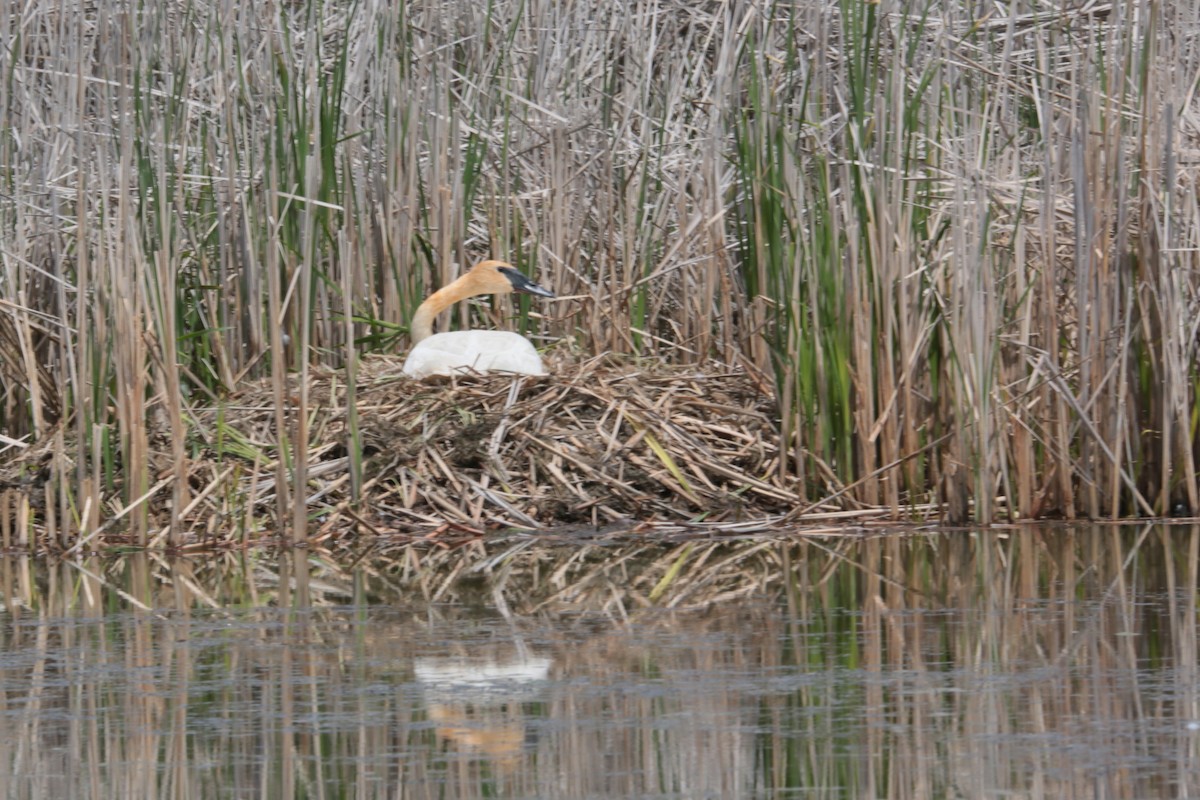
[[411, 274, 484, 343]]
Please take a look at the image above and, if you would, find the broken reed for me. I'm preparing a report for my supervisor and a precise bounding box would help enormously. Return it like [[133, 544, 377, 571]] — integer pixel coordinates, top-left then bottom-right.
[[0, 0, 1195, 542]]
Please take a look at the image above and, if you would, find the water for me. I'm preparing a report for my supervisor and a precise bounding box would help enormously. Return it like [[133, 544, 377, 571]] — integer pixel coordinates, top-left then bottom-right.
[[2, 525, 1199, 798]]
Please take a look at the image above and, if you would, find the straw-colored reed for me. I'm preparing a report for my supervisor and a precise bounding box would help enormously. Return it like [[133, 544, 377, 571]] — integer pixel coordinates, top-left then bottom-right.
[[0, 0, 1197, 547]]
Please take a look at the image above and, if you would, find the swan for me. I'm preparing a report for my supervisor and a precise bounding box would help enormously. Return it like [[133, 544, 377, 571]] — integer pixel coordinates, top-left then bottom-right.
[[402, 260, 555, 379]]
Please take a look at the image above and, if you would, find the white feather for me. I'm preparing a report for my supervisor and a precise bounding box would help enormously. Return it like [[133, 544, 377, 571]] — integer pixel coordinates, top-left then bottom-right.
[[402, 330, 546, 378]]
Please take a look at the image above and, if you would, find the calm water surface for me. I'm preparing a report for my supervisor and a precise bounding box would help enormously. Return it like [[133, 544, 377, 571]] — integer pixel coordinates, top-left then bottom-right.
[[2, 525, 1199, 798]]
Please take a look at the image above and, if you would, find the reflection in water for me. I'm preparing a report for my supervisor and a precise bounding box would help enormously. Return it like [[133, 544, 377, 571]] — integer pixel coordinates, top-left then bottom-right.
[[0, 525, 1198, 798], [416, 654, 551, 770]]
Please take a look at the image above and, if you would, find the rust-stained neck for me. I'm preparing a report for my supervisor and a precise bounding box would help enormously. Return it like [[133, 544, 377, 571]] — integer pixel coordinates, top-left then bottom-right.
[[410, 260, 553, 342]]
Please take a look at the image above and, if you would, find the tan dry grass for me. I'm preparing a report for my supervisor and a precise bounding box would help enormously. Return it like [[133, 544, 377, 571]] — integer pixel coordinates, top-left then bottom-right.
[[0, 0, 1199, 546]]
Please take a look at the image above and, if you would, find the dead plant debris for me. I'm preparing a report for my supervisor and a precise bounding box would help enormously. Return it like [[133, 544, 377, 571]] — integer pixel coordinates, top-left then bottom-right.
[[241, 353, 801, 534], [0, 354, 934, 550]]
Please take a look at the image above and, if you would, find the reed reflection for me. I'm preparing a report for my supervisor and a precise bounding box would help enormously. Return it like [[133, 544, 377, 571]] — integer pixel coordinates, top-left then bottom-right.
[[0, 525, 1195, 799]]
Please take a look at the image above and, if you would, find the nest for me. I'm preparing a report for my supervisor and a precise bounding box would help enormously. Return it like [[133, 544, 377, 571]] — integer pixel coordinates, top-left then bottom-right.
[[0, 353, 928, 550], [200, 352, 806, 541]]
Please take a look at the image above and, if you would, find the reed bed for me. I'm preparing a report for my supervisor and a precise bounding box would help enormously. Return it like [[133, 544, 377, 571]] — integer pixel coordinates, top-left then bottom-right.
[[0, 0, 1198, 547]]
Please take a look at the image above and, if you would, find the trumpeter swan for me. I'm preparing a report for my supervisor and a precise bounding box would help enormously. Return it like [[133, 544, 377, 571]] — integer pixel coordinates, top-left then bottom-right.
[[402, 260, 555, 379]]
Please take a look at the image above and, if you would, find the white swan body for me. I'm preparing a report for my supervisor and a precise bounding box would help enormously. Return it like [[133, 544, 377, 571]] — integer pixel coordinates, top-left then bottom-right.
[[402, 260, 554, 380], [403, 331, 546, 378]]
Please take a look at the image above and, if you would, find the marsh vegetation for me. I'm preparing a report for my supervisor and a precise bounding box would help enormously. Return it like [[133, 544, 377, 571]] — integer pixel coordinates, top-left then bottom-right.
[[0, 1, 1197, 545]]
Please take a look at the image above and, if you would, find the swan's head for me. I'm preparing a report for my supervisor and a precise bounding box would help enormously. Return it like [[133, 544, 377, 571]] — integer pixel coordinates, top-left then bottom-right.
[[471, 260, 556, 299]]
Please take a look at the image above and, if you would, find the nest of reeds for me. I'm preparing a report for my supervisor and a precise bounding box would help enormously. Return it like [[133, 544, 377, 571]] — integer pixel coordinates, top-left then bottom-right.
[[201, 352, 801, 540]]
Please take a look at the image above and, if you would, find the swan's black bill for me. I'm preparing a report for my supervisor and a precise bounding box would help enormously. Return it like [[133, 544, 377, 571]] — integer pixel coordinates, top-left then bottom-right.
[[500, 267, 556, 299]]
